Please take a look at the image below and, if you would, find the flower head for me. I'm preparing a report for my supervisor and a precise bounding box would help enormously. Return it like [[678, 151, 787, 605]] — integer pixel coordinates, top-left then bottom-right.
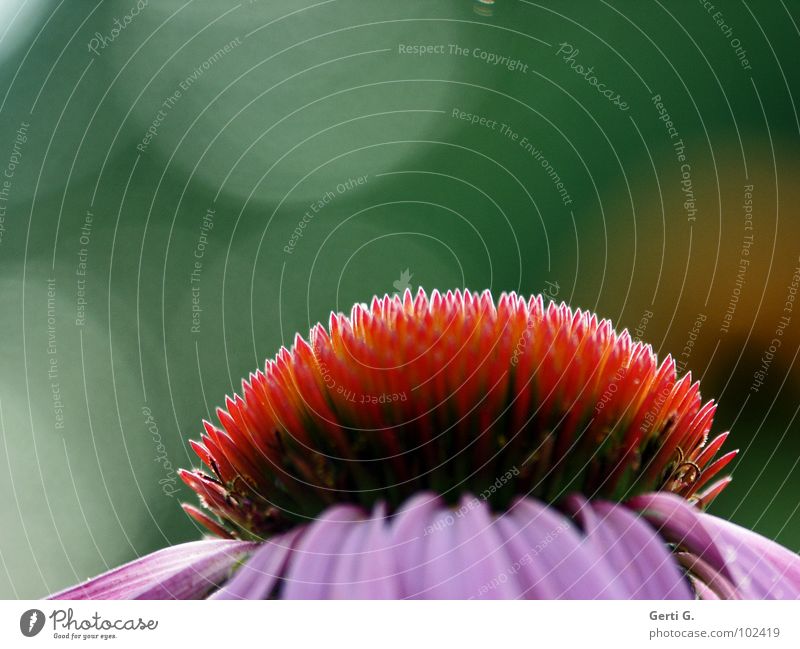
[[50, 291, 800, 600], [180, 289, 732, 540]]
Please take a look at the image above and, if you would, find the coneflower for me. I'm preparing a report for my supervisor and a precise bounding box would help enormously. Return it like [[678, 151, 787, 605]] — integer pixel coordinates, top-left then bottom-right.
[[51, 290, 800, 599]]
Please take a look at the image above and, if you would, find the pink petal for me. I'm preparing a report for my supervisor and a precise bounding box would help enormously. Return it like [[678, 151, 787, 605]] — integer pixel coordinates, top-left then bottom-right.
[[689, 575, 719, 599], [494, 514, 558, 598], [328, 503, 401, 599], [48, 540, 256, 600], [413, 495, 524, 599], [505, 498, 627, 599], [454, 495, 524, 600], [52, 492, 797, 600], [280, 505, 365, 599], [569, 497, 692, 599], [698, 515, 800, 599], [630, 493, 732, 581], [211, 530, 301, 600], [386, 492, 445, 598], [631, 492, 800, 599], [675, 552, 739, 599], [418, 505, 465, 598]]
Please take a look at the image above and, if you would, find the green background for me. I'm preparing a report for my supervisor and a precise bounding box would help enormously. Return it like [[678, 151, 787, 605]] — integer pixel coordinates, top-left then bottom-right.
[[1, 0, 799, 598]]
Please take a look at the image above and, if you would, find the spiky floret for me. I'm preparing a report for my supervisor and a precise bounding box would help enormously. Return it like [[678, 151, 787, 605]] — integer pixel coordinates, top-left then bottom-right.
[[180, 289, 735, 540]]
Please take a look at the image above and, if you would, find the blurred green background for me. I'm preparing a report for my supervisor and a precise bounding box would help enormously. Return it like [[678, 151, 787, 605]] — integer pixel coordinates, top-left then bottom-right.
[[1, 0, 799, 598]]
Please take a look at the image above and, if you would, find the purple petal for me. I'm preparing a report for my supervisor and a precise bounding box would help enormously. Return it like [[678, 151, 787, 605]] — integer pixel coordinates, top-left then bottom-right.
[[454, 495, 524, 600], [732, 521, 800, 588], [53, 491, 797, 600], [385, 492, 444, 598], [494, 513, 557, 598], [210, 530, 301, 600], [410, 495, 523, 599], [325, 520, 371, 597], [675, 552, 739, 600], [505, 498, 626, 599], [48, 540, 256, 600], [571, 498, 692, 599], [697, 515, 800, 599], [709, 516, 800, 593], [351, 508, 402, 599], [630, 493, 732, 581], [689, 577, 719, 599], [418, 504, 464, 598], [328, 503, 401, 599], [631, 492, 800, 599], [281, 505, 365, 599]]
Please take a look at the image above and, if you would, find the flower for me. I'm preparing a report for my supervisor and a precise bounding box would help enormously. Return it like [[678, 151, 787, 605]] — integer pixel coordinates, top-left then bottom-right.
[[50, 290, 800, 599]]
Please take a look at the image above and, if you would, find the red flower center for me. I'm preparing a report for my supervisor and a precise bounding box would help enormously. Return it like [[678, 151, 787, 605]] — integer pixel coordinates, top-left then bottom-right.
[[180, 290, 735, 540]]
